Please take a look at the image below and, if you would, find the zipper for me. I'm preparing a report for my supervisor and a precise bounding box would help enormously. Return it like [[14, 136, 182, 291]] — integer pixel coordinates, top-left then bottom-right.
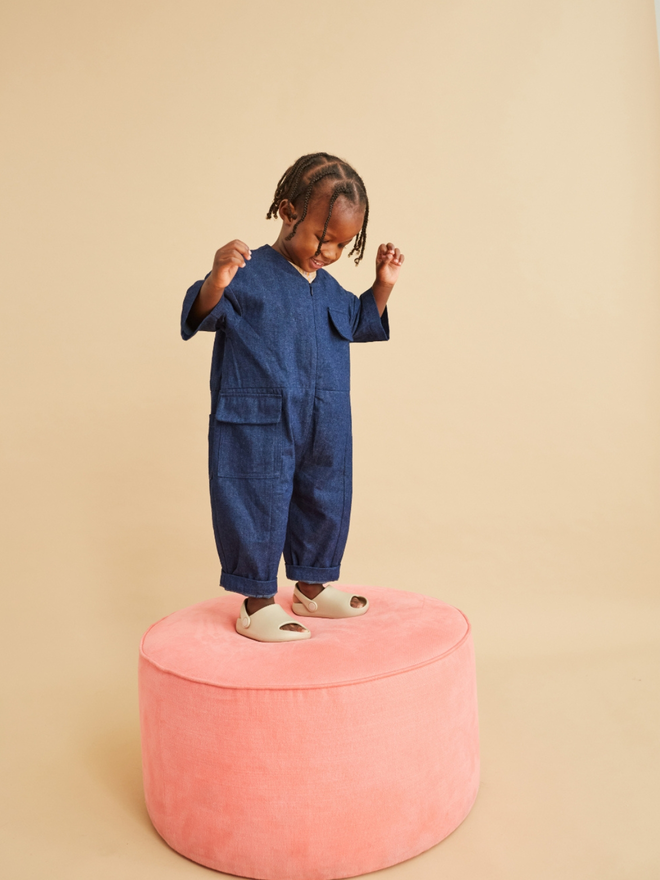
[[309, 279, 317, 383]]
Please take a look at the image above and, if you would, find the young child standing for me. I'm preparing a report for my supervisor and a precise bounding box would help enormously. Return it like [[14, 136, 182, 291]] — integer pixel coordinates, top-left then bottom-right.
[[181, 153, 404, 642]]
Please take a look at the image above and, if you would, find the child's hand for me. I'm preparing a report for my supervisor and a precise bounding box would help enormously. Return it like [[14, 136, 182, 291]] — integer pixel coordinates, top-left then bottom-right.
[[372, 243, 404, 317], [188, 240, 251, 330], [375, 243, 404, 287], [208, 239, 251, 291]]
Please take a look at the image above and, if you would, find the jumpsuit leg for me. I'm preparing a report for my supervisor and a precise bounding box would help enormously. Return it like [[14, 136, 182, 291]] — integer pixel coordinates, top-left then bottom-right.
[[209, 389, 352, 595], [284, 390, 353, 584], [208, 393, 294, 598]]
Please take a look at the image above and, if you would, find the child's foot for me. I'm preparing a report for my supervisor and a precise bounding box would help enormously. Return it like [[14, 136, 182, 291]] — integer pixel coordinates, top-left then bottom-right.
[[245, 596, 307, 632], [296, 582, 367, 609]]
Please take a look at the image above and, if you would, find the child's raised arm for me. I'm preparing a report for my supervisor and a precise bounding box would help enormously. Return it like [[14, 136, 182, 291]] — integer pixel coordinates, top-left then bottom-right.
[[187, 240, 251, 330], [372, 243, 404, 316]]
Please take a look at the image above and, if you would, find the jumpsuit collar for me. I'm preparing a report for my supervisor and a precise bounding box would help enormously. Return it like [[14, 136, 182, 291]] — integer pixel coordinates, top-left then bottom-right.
[[263, 244, 322, 285]]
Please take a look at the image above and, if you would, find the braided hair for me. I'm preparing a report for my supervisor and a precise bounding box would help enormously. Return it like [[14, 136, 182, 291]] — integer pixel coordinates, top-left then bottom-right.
[[266, 153, 369, 265]]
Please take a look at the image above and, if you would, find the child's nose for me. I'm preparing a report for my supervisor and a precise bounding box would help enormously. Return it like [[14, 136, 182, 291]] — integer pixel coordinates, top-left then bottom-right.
[[321, 244, 339, 262]]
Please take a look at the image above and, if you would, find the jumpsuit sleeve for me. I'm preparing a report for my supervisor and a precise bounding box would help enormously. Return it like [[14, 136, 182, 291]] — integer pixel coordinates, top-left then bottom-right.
[[348, 288, 390, 343], [180, 275, 237, 341]]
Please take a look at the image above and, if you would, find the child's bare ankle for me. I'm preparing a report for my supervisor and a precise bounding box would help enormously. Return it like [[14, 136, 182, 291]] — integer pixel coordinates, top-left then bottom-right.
[[296, 582, 325, 599], [245, 596, 275, 615]]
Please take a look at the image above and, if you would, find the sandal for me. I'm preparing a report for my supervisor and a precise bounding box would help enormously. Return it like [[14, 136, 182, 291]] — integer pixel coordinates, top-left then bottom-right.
[[236, 600, 311, 642], [292, 583, 369, 618]]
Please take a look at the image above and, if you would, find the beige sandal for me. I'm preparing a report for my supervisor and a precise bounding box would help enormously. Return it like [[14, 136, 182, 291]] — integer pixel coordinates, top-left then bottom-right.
[[236, 600, 311, 642], [292, 584, 369, 618]]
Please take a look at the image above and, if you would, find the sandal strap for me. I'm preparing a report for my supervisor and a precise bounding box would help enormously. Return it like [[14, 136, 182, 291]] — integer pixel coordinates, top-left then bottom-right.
[[239, 600, 252, 629], [294, 583, 328, 612]]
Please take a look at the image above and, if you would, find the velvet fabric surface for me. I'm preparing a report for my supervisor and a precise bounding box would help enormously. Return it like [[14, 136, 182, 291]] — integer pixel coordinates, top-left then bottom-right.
[[138, 586, 479, 879]]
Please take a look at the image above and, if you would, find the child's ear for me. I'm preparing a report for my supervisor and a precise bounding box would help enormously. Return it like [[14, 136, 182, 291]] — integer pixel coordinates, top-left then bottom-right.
[[278, 199, 297, 224]]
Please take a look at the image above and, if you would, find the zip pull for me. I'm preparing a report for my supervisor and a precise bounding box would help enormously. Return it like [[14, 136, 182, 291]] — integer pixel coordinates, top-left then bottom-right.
[[309, 281, 313, 297]]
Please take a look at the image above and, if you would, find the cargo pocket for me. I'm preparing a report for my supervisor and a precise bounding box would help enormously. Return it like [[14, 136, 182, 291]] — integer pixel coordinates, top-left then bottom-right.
[[216, 392, 283, 478], [328, 307, 354, 341]]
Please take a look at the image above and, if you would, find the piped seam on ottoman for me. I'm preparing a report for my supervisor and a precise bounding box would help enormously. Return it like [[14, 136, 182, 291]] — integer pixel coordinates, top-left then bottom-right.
[[139, 610, 472, 691]]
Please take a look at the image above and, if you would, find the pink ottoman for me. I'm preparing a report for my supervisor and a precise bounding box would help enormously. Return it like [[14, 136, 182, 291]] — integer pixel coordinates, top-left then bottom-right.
[[138, 585, 479, 879]]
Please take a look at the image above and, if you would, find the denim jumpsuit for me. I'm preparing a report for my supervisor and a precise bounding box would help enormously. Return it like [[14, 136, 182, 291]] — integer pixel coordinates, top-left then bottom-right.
[[181, 244, 390, 598]]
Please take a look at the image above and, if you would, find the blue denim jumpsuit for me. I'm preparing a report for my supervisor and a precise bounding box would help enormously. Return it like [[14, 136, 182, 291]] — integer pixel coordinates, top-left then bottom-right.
[[181, 244, 390, 598]]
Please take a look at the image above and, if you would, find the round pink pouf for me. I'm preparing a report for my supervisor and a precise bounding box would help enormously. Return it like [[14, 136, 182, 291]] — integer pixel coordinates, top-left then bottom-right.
[[138, 585, 479, 880]]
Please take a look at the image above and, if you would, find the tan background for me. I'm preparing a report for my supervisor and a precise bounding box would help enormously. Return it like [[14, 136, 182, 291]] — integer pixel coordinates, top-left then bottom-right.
[[2, 0, 659, 877]]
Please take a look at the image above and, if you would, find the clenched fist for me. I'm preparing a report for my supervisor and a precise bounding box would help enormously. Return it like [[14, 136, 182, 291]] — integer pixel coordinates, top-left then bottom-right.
[[207, 239, 252, 292]]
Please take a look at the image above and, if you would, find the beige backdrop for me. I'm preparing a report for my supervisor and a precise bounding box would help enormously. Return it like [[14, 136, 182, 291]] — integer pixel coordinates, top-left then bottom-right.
[[2, 1, 659, 877]]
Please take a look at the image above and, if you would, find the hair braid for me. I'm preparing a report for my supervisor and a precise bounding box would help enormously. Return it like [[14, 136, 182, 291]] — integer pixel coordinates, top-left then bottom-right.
[[349, 198, 369, 265], [314, 182, 353, 256], [266, 154, 324, 220], [267, 153, 370, 265]]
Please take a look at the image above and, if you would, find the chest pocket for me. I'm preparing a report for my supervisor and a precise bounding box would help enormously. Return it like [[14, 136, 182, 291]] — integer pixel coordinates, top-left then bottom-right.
[[216, 392, 283, 478], [328, 308, 354, 341]]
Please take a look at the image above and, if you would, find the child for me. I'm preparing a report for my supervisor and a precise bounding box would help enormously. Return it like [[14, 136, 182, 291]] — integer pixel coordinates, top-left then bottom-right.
[[181, 153, 404, 642]]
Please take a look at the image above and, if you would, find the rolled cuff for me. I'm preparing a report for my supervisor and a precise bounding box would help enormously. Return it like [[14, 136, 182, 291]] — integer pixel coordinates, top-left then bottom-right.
[[181, 275, 228, 340], [352, 288, 390, 343], [285, 564, 340, 584], [220, 571, 278, 598]]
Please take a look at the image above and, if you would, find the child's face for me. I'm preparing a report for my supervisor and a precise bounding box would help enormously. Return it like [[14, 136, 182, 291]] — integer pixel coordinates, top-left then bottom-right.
[[275, 190, 365, 274]]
